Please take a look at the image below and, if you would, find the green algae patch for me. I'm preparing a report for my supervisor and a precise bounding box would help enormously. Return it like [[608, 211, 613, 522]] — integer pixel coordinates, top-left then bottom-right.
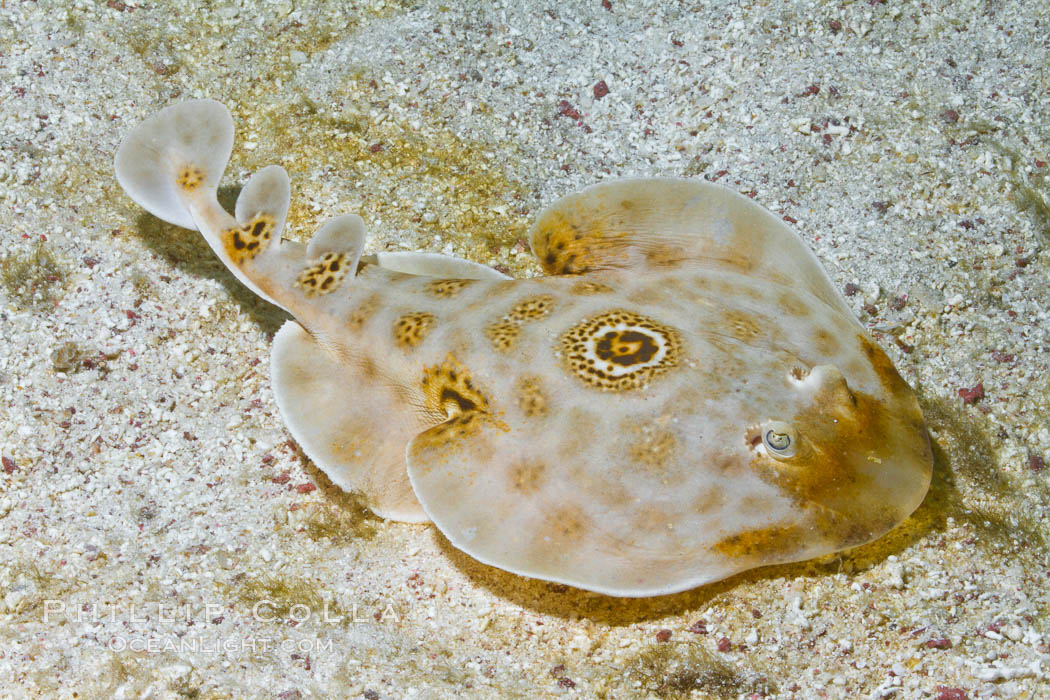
[[620, 641, 773, 699], [1014, 183, 1050, 240], [52, 340, 87, 373], [300, 491, 380, 544], [990, 142, 1050, 240], [222, 573, 351, 627], [1, 242, 67, 311], [4, 562, 79, 622]]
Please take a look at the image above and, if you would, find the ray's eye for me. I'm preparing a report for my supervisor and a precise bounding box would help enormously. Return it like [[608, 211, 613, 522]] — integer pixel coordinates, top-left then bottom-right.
[[762, 420, 798, 459]]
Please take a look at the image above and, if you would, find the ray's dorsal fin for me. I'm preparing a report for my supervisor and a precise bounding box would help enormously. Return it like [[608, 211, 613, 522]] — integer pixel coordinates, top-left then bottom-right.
[[214, 165, 293, 307], [529, 178, 850, 314]]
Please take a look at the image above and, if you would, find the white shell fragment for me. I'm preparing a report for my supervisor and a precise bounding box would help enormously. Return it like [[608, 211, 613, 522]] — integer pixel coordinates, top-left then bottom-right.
[[114, 101, 933, 597]]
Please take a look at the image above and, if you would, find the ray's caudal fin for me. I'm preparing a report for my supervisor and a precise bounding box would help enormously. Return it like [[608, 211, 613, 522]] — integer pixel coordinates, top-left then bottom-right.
[[114, 99, 365, 313]]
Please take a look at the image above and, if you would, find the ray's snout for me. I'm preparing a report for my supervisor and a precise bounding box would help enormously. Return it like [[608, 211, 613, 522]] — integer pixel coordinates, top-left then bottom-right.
[[757, 362, 933, 550]]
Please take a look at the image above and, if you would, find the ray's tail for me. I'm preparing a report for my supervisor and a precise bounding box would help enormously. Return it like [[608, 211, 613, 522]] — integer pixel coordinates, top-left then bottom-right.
[[114, 99, 365, 311], [113, 100, 516, 525]]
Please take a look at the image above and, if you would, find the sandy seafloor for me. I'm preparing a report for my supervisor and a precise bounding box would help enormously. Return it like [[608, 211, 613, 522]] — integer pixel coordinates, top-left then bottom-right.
[[1, 0, 1049, 697]]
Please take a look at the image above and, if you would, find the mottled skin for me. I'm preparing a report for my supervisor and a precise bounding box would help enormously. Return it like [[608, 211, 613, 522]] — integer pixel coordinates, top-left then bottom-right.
[[115, 101, 933, 596]]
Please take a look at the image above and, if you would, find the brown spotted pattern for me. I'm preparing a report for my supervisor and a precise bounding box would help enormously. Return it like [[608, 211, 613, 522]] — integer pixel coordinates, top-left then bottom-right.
[[778, 291, 810, 317], [691, 487, 727, 516], [630, 506, 677, 537], [425, 279, 476, 298], [628, 423, 678, 473], [560, 310, 682, 391], [531, 209, 635, 274], [642, 244, 687, 267], [814, 328, 841, 356], [223, 214, 275, 265], [394, 312, 436, 349], [348, 293, 381, 329], [484, 295, 558, 352], [484, 320, 520, 352], [176, 165, 205, 191], [421, 354, 489, 419], [507, 294, 556, 322], [532, 504, 590, 550], [296, 252, 350, 297], [414, 355, 496, 450], [509, 459, 546, 495], [531, 211, 597, 274], [723, 309, 763, 343], [515, 375, 548, 417]]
